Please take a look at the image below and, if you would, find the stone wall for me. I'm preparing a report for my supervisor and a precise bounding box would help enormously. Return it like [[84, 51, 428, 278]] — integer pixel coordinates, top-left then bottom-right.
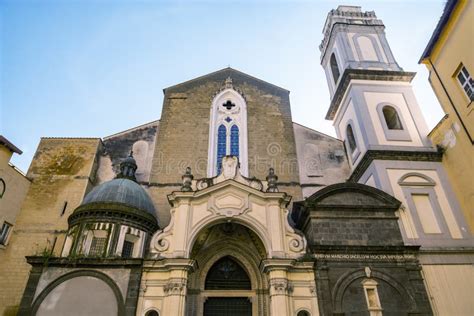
[[0, 138, 100, 315], [150, 68, 302, 226], [293, 122, 350, 198]]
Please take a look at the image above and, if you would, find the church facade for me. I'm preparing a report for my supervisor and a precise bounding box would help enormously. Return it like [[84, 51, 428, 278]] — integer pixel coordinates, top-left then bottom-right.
[[1, 5, 472, 316]]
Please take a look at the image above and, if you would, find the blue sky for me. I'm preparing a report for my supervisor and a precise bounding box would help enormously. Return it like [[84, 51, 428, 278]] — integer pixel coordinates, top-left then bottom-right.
[[1, 0, 445, 172]]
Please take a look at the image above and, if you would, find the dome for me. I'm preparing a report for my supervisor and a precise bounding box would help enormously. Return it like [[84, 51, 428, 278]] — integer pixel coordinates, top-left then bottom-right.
[[81, 178, 156, 216]]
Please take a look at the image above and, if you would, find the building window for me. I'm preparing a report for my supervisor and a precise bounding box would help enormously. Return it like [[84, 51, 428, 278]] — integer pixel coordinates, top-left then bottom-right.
[[0, 222, 12, 245], [297, 311, 310, 316], [122, 240, 134, 258], [330, 53, 340, 84], [217, 124, 227, 175], [89, 236, 107, 256], [230, 125, 239, 158], [382, 106, 403, 130], [456, 65, 474, 101], [346, 124, 357, 153], [208, 82, 248, 177], [145, 310, 159, 316], [362, 279, 382, 316]]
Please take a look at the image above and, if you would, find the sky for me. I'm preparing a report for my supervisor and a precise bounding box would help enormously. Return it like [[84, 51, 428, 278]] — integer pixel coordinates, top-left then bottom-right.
[[1, 0, 446, 173]]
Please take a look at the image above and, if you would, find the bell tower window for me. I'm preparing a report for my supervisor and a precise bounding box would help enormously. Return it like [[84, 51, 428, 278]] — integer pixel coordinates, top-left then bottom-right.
[[382, 106, 403, 130], [346, 124, 357, 153], [330, 53, 340, 84]]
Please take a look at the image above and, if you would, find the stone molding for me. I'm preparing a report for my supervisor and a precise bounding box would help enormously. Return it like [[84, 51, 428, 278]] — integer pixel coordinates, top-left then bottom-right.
[[347, 149, 443, 182], [326, 69, 416, 120], [163, 278, 187, 296]]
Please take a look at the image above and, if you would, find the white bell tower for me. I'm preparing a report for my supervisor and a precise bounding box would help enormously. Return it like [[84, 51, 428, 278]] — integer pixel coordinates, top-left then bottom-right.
[[320, 6, 471, 249]]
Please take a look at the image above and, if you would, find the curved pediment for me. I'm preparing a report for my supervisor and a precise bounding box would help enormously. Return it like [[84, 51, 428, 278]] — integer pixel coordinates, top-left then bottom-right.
[[305, 182, 400, 210]]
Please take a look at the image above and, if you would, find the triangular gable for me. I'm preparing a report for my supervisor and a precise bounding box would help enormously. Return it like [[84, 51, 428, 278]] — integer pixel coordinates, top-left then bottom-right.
[[163, 67, 289, 95]]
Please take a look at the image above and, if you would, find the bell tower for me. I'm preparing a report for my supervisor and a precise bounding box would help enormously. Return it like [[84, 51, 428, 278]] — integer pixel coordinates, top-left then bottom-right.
[[320, 6, 471, 248]]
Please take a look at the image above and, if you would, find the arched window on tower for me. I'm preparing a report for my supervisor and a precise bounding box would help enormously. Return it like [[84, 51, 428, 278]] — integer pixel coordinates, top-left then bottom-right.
[[346, 124, 357, 153], [382, 106, 403, 130], [217, 124, 227, 174], [330, 53, 340, 84]]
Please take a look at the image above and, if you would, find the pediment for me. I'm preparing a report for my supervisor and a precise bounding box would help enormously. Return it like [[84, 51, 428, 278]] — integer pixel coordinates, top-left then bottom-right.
[[305, 182, 400, 210], [163, 67, 289, 95]]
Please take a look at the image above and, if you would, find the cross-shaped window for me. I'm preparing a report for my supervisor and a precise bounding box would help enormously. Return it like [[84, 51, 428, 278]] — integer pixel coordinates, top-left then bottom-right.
[[222, 100, 236, 110]]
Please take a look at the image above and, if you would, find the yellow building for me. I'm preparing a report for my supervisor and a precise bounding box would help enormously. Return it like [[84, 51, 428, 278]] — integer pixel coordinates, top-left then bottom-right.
[[420, 0, 474, 231], [0, 136, 30, 249]]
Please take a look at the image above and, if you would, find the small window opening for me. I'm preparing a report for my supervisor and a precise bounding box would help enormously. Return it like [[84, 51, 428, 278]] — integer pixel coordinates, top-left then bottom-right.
[[122, 240, 134, 258], [382, 106, 403, 130], [330, 53, 341, 84], [60, 201, 68, 216], [89, 236, 107, 256], [145, 311, 159, 316], [346, 124, 357, 153], [0, 222, 12, 245]]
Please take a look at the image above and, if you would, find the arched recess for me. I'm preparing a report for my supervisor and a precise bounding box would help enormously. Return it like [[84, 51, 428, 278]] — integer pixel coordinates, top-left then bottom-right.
[[32, 270, 125, 316], [398, 172, 436, 186], [186, 215, 271, 258], [332, 269, 416, 314], [208, 88, 248, 177], [186, 223, 268, 316]]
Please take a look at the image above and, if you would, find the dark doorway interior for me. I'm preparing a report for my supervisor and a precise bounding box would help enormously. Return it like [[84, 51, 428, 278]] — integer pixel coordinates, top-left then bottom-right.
[[204, 297, 252, 316]]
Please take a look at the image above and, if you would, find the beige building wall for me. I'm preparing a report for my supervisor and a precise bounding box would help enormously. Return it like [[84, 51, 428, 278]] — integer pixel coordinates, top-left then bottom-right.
[[0, 138, 100, 315], [0, 145, 30, 248], [421, 0, 474, 231], [422, 264, 474, 316]]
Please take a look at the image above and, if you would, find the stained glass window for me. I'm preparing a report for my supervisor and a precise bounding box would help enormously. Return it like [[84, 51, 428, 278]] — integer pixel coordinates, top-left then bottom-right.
[[230, 125, 239, 158], [217, 124, 227, 174]]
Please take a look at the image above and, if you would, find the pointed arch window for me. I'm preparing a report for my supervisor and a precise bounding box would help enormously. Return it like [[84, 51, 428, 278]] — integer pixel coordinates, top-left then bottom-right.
[[382, 106, 403, 130], [330, 53, 340, 84], [217, 124, 227, 175], [208, 85, 248, 177], [205, 256, 251, 290], [346, 124, 357, 153], [230, 125, 239, 158]]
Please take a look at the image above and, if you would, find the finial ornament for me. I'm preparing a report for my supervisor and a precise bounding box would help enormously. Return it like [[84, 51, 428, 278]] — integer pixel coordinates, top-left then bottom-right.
[[116, 150, 138, 181], [181, 167, 194, 192], [266, 167, 279, 192], [225, 76, 233, 89]]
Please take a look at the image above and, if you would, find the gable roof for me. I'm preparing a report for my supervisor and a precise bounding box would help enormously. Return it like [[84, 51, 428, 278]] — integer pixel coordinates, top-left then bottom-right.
[[419, 0, 459, 62], [163, 67, 290, 94]]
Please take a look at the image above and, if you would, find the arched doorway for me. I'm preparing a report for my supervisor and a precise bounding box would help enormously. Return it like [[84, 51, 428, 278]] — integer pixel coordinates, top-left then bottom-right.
[[203, 256, 252, 316], [186, 222, 268, 316]]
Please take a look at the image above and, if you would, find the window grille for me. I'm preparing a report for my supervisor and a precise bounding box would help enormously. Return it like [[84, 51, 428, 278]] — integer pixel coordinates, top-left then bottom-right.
[[89, 237, 106, 256], [122, 240, 135, 258]]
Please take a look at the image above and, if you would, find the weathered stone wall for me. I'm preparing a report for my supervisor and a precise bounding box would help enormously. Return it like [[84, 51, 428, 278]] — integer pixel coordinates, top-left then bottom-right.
[[150, 68, 302, 225], [293, 123, 350, 198], [97, 120, 159, 184], [0, 138, 100, 315], [306, 209, 404, 247], [315, 260, 432, 316]]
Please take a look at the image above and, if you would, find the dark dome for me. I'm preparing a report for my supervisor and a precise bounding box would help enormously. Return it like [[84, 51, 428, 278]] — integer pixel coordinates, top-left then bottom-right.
[[82, 178, 156, 216]]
